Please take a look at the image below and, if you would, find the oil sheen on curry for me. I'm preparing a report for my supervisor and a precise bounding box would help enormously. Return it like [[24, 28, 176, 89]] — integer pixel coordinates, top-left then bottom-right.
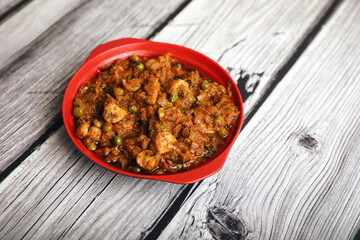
[[72, 53, 240, 174]]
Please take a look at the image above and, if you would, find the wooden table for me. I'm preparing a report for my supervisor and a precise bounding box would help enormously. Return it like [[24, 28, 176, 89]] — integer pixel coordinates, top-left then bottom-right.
[[1, 0, 359, 239]]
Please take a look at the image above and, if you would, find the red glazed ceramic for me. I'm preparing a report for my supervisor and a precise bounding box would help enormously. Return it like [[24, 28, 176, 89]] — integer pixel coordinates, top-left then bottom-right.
[[62, 38, 243, 184]]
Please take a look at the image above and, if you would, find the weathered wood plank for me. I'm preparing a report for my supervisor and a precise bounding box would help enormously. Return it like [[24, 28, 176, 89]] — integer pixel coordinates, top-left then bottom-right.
[[0, 0, 336, 239], [154, 0, 340, 119], [0, 127, 185, 239], [0, 0, 187, 174], [0, 0, 86, 70], [158, 0, 360, 239]]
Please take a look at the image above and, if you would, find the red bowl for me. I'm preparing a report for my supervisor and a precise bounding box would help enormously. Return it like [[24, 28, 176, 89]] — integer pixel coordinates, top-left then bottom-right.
[[62, 38, 243, 184]]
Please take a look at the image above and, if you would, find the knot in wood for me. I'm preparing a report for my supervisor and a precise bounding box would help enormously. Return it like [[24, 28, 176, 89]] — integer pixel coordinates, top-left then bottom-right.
[[298, 134, 318, 149], [206, 206, 247, 240], [234, 69, 264, 102]]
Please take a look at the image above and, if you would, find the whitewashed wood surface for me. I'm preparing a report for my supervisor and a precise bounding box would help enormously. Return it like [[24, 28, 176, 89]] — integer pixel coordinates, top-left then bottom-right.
[[1, 0, 359, 239]]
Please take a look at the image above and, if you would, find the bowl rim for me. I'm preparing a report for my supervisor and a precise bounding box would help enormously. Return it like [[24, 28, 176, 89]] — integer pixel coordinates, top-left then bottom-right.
[[62, 38, 244, 184]]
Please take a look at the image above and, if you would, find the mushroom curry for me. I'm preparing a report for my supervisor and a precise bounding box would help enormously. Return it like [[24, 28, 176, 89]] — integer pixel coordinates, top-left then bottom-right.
[[72, 53, 240, 174]]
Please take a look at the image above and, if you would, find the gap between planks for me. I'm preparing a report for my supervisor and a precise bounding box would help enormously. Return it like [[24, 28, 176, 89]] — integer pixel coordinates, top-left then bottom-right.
[[0, 0, 32, 24]]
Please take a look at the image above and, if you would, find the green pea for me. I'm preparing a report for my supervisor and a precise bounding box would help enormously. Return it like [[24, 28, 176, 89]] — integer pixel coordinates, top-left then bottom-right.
[[87, 141, 97, 151], [75, 118, 83, 126], [169, 93, 178, 103], [129, 105, 138, 113], [159, 123, 167, 132], [93, 119, 102, 128], [113, 87, 125, 97], [130, 55, 140, 62], [102, 122, 112, 133], [214, 115, 221, 124], [112, 136, 123, 146], [189, 95, 196, 103], [208, 135, 215, 141], [131, 165, 142, 173], [196, 100, 204, 106], [201, 80, 211, 91], [218, 85, 227, 94], [73, 107, 84, 119], [136, 63, 144, 71], [73, 98, 82, 107], [217, 127, 229, 138]]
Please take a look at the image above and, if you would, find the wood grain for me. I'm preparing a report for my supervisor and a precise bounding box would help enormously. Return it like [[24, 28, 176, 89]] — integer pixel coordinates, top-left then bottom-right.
[[0, 0, 187, 174], [0, 0, 333, 176], [158, 0, 360, 239], [0, 127, 185, 239], [0, 0, 337, 239], [0, 0, 86, 70], [153, 0, 337, 118], [0, 0, 27, 22]]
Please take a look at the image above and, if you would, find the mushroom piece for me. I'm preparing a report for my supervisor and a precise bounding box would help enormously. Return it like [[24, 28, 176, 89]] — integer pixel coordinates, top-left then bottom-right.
[[88, 126, 101, 142], [75, 121, 90, 139], [143, 77, 160, 105], [103, 95, 127, 123], [136, 150, 160, 171], [122, 78, 143, 92], [154, 132, 177, 154]]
